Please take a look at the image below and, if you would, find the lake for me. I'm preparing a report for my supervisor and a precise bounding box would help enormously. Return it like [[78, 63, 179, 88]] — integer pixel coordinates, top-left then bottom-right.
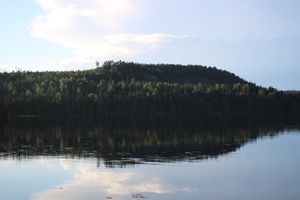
[[0, 116, 300, 200]]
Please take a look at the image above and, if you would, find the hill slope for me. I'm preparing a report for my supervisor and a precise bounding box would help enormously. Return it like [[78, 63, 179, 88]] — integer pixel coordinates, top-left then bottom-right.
[[99, 61, 248, 84]]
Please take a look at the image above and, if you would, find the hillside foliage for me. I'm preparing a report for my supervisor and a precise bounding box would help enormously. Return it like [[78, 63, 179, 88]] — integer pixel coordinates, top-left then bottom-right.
[[0, 61, 299, 116]]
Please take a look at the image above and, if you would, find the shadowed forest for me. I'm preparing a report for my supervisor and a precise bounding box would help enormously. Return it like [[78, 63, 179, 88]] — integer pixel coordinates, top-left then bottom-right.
[[0, 61, 299, 117]]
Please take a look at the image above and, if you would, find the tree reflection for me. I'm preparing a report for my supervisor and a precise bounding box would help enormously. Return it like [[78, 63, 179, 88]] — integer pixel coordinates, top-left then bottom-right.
[[0, 115, 299, 167]]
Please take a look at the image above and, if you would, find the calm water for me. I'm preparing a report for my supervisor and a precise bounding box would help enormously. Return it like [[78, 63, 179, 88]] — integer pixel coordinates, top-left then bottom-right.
[[0, 116, 300, 200]]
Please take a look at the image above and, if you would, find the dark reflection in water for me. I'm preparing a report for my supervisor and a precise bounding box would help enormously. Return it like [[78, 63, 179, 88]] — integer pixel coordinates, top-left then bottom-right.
[[0, 115, 299, 167]]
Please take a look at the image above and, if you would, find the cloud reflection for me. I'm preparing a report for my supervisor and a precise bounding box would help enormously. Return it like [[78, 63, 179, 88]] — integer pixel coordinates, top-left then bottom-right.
[[31, 159, 187, 200]]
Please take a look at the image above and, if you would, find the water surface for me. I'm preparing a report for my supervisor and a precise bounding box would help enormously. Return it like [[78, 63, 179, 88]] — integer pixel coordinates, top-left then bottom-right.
[[0, 116, 299, 200]]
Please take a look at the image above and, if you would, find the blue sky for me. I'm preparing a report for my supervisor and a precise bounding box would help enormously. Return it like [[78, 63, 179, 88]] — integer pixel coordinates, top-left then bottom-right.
[[0, 0, 299, 90]]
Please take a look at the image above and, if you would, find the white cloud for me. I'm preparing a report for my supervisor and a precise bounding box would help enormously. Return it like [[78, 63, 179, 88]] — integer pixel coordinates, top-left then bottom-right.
[[0, 64, 18, 72], [60, 33, 177, 70], [31, 0, 178, 69]]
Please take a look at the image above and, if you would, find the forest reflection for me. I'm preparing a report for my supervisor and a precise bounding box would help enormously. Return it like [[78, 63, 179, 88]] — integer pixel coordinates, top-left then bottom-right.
[[0, 115, 299, 167]]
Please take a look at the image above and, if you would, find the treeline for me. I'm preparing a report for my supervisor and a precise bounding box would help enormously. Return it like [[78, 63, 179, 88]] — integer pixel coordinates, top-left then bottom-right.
[[0, 61, 299, 116], [100, 61, 247, 84]]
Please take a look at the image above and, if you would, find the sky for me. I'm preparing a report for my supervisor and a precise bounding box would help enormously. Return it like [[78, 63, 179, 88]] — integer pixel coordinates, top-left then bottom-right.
[[0, 0, 299, 90]]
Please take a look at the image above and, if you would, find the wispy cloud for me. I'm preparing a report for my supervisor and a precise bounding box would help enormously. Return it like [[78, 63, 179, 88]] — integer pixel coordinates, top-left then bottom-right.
[[31, 0, 179, 69], [0, 64, 17, 72]]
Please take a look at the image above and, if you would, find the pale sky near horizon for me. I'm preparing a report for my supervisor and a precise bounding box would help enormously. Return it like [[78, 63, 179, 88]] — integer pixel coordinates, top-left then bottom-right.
[[0, 0, 299, 90]]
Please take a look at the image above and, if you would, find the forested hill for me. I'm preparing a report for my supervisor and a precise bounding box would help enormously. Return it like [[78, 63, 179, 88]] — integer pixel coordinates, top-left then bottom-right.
[[99, 61, 247, 84], [0, 61, 299, 117]]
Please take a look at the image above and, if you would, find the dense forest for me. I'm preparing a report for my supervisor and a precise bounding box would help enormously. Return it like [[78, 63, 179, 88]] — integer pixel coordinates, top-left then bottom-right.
[[0, 61, 299, 117]]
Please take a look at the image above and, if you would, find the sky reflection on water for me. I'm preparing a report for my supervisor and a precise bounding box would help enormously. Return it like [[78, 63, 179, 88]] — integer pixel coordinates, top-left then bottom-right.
[[1, 130, 300, 200]]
